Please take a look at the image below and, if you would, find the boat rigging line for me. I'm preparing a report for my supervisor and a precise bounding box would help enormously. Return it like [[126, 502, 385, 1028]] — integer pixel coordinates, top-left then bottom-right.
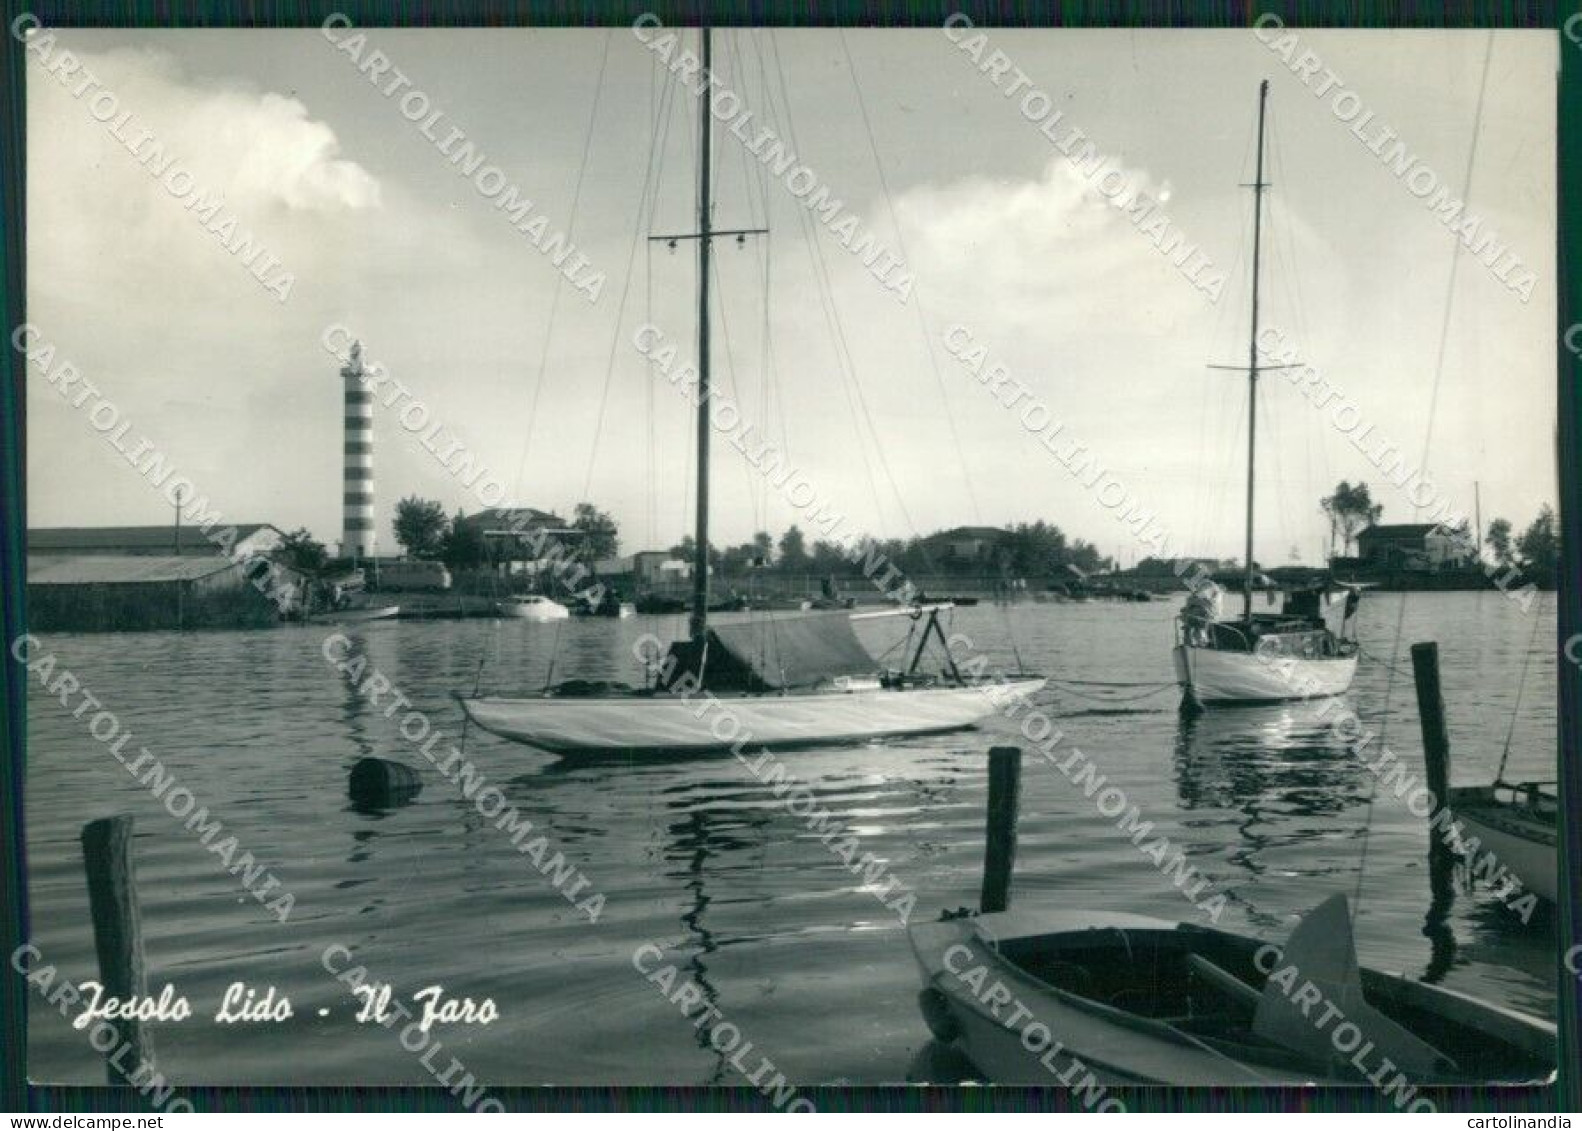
[[510, 29, 615, 501], [1352, 31, 1496, 926], [836, 29, 1028, 674], [1496, 591, 1547, 786]]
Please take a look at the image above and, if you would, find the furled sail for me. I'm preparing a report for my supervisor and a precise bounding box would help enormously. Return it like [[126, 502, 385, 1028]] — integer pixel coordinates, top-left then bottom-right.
[[661, 613, 879, 692]]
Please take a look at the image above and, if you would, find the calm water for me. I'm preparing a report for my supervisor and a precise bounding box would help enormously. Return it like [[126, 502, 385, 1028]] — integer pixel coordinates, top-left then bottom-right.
[[24, 592, 1557, 1084]]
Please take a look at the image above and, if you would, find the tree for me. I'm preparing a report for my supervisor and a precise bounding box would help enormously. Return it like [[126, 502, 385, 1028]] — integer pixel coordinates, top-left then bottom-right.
[[669, 535, 720, 573], [751, 531, 774, 567], [719, 542, 756, 575], [1005, 521, 1067, 575], [1486, 518, 1514, 568], [809, 539, 852, 574], [777, 525, 809, 572], [394, 496, 448, 559], [1320, 481, 1383, 557], [440, 510, 487, 571], [572, 502, 619, 561], [273, 528, 328, 573], [1065, 539, 1110, 574], [1515, 506, 1557, 586]]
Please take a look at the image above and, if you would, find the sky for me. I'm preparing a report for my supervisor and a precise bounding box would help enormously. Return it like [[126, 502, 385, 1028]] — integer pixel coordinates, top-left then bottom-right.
[[25, 25, 1557, 568]]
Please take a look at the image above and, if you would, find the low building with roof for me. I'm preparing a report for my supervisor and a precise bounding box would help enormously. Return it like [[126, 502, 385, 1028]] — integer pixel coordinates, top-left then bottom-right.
[[29, 523, 283, 559], [919, 525, 1013, 566], [1356, 523, 1472, 571], [453, 507, 584, 575], [27, 552, 302, 630], [593, 550, 689, 586]]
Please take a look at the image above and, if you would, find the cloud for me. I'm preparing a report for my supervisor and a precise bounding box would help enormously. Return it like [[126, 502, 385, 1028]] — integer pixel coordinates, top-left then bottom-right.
[[895, 154, 1199, 332], [34, 45, 380, 213]]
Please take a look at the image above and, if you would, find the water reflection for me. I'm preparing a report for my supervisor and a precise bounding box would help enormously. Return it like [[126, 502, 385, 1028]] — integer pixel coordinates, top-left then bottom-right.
[[337, 629, 377, 767], [1173, 699, 1370, 816]]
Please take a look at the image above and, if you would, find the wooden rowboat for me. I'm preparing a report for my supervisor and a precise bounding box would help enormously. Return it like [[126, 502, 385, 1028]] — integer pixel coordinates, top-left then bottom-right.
[[910, 894, 1553, 1087]]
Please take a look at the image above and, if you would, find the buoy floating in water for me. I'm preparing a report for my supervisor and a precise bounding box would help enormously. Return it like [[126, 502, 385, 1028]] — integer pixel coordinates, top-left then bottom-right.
[[348, 757, 422, 812]]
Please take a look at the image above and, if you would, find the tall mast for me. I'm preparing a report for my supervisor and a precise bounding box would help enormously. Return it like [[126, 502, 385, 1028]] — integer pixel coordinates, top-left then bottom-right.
[[1243, 79, 1269, 623], [689, 25, 714, 642]]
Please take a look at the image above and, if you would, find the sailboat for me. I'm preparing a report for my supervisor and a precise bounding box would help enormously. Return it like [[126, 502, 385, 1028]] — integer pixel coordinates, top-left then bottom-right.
[[456, 28, 1045, 754], [1448, 782, 1557, 905], [1173, 81, 1360, 708], [1421, 629, 1557, 906]]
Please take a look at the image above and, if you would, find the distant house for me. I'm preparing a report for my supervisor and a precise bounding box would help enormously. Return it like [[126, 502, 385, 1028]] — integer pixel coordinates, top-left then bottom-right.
[[30, 523, 283, 560], [454, 507, 583, 574], [593, 550, 688, 586], [1356, 524, 1472, 571], [922, 525, 1011, 565]]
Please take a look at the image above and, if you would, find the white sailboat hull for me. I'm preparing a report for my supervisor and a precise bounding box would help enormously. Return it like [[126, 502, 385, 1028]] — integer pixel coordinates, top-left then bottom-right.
[[1174, 644, 1356, 705], [459, 678, 1046, 753], [1451, 801, 1557, 904]]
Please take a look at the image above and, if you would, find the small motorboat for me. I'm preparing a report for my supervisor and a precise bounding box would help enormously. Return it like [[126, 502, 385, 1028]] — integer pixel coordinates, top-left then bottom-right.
[[633, 593, 687, 615], [307, 603, 400, 624], [910, 893, 1554, 1086], [747, 596, 813, 612], [1448, 781, 1557, 904], [571, 592, 636, 618], [495, 595, 570, 622], [808, 595, 856, 611]]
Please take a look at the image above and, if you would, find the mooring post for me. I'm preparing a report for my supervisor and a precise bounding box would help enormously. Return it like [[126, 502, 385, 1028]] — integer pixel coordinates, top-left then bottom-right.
[[81, 815, 153, 1081], [1411, 642, 1451, 805], [1410, 642, 1457, 889], [980, 746, 1022, 914]]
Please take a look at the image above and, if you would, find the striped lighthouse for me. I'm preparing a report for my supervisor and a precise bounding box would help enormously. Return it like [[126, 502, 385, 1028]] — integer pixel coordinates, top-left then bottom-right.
[[342, 341, 375, 560]]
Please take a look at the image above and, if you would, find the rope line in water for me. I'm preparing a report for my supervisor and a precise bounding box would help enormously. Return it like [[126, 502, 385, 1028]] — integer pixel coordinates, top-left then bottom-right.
[[1049, 679, 1179, 704], [1053, 678, 1180, 688], [1357, 644, 1418, 683]]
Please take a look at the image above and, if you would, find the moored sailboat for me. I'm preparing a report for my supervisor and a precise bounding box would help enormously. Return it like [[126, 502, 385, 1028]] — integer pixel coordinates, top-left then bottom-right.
[[456, 27, 1045, 754], [1448, 782, 1557, 904], [1173, 81, 1359, 709]]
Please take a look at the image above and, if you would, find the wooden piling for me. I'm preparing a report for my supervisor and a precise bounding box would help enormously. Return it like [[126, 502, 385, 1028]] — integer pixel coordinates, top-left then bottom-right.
[[1410, 642, 1452, 805], [1410, 642, 1459, 894], [80, 815, 153, 1081], [980, 746, 1022, 914]]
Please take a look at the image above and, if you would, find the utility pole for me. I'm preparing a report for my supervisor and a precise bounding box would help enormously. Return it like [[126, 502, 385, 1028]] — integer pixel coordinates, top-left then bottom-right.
[[1473, 480, 1483, 564]]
